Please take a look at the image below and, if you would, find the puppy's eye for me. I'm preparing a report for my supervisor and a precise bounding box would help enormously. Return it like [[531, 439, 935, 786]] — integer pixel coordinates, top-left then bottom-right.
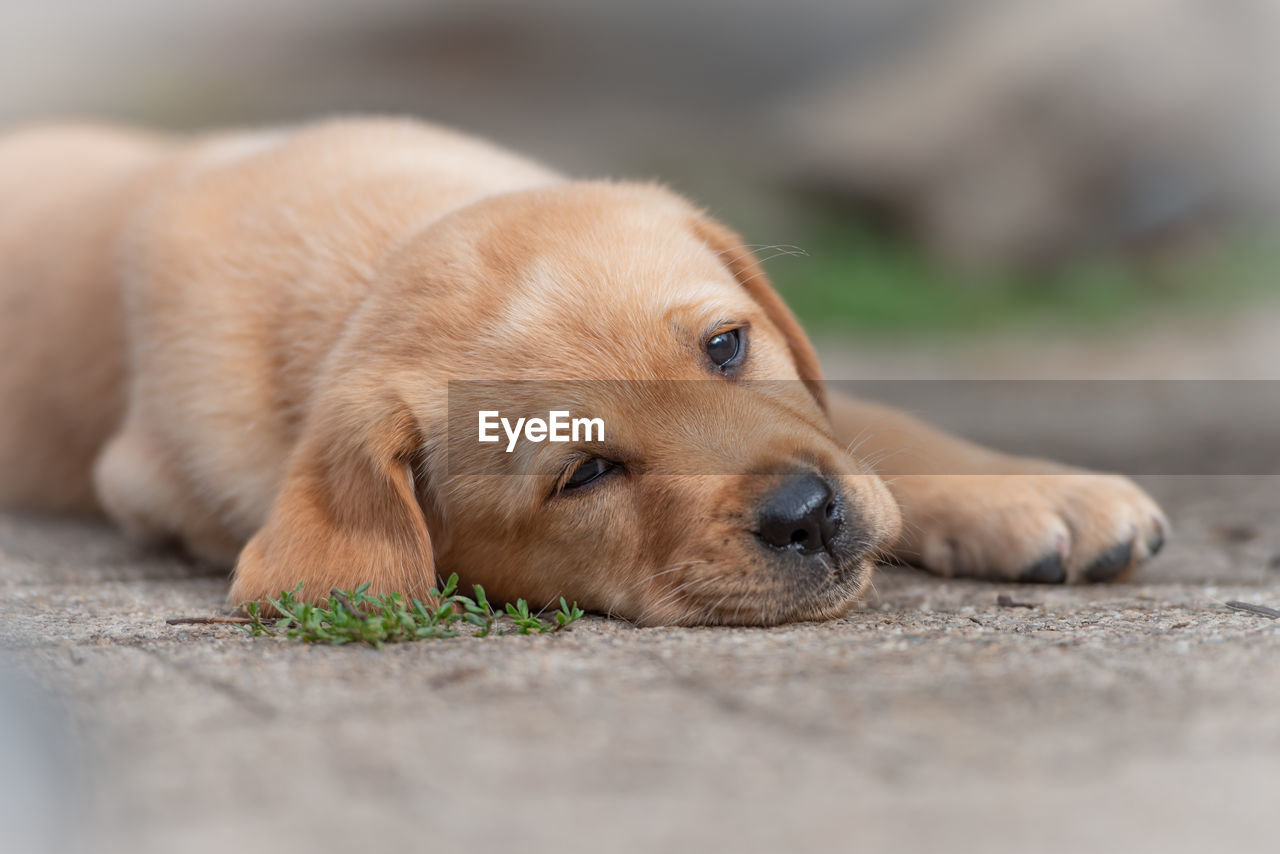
[[705, 328, 745, 371], [563, 457, 617, 491]]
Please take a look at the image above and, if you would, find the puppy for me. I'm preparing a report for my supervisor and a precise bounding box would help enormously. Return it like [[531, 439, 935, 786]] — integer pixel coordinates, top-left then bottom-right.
[[0, 118, 1166, 625]]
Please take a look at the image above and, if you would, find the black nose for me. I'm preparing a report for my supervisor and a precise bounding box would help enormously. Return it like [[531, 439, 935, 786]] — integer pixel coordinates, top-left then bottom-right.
[[756, 474, 841, 554]]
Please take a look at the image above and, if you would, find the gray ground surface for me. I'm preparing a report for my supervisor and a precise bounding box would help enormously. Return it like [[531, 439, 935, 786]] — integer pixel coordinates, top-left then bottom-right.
[[3, 329, 1279, 854]]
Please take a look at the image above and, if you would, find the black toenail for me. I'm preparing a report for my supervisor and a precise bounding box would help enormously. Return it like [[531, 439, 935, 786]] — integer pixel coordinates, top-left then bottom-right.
[[1085, 541, 1134, 582], [1020, 553, 1067, 584], [1147, 529, 1166, 557]]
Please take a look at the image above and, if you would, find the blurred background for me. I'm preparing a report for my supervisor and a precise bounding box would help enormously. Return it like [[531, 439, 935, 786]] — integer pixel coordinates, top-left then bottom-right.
[[4, 0, 1280, 361]]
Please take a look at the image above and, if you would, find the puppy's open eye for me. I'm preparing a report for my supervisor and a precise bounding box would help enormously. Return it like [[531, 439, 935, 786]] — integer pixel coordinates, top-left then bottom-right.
[[562, 457, 617, 491], [705, 327, 745, 372]]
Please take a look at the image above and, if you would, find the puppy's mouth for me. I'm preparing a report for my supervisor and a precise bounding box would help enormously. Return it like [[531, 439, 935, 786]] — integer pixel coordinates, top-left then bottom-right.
[[634, 474, 888, 626], [656, 547, 875, 628]]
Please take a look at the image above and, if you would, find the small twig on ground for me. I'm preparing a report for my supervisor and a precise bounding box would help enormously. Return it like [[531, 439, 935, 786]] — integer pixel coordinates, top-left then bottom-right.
[[329, 587, 368, 618], [165, 616, 252, 625], [1212, 524, 1261, 544], [1224, 600, 1280, 620], [997, 594, 1038, 609]]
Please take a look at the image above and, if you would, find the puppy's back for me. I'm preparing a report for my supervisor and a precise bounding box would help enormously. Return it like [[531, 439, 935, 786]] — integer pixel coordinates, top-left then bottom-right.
[[0, 117, 560, 520], [0, 124, 170, 513]]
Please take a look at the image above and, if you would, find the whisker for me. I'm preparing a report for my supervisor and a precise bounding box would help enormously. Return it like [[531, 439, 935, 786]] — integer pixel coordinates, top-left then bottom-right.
[[635, 573, 721, 625], [646, 559, 710, 581], [718, 244, 809, 269], [640, 571, 732, 626], [703, 587, 738, 624]]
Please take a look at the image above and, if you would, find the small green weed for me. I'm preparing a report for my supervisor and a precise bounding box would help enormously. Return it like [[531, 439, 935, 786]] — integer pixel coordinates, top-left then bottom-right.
[[241, 573, 584, 648]]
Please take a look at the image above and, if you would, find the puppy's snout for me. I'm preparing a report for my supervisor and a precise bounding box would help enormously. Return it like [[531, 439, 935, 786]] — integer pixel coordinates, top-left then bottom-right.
[[756, 473, 841, 555]]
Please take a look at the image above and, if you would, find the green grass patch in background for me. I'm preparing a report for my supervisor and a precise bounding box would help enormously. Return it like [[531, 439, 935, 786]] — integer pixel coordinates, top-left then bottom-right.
[[771, 220, 1280, 338]]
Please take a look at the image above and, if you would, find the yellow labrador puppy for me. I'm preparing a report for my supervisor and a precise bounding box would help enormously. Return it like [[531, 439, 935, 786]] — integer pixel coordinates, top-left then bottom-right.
[[0, 118, 1165, 625]]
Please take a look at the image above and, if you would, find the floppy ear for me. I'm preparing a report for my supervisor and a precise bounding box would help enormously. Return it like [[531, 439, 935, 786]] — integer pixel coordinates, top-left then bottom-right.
[[690, 215, 827, 411], [228, 388, 436, 608]]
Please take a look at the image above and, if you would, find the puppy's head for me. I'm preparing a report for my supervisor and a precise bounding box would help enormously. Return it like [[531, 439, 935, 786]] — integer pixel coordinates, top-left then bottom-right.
[[230, 183, 900, 625]]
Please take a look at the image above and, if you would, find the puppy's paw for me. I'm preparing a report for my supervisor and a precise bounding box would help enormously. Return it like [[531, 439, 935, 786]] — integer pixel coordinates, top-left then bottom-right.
[[887, 471, 1167, 584]]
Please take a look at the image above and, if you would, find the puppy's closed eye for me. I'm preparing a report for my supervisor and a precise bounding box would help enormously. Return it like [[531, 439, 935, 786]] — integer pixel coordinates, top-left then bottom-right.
[[556, 456, 621, 495]]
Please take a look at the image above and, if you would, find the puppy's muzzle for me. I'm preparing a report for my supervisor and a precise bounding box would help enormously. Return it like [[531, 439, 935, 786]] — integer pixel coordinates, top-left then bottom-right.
[[756, 472, 842, 557]]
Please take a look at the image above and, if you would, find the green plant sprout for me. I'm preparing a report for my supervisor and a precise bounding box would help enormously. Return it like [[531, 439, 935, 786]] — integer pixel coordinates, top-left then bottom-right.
[[240, 573, 584, 648]]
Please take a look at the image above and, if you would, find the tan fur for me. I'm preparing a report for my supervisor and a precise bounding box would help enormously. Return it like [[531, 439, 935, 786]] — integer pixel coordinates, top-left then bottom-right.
[[824, 397, 1166, 583], [0, 117, 1164, 625]]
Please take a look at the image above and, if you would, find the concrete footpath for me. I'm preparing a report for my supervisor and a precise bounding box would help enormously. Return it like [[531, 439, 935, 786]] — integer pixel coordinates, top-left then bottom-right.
[[3, 327, 1280, 854], [4, 484, 1278, 854]]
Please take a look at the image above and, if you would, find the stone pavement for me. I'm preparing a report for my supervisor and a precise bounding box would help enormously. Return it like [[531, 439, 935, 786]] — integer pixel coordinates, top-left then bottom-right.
[[3, 474, 1278, 854], [3, 322, 1280, 853]]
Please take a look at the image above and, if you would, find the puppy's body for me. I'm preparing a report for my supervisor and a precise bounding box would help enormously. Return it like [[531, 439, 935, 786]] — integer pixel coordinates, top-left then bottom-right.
[[0, 125, 162, 513], [0, 118, 1166, 624], [3, 119, 556, 548]]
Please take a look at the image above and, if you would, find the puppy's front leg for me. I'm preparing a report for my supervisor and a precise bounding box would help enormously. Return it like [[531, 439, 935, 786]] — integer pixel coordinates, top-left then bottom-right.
[[827, 392, 1167, 583]]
